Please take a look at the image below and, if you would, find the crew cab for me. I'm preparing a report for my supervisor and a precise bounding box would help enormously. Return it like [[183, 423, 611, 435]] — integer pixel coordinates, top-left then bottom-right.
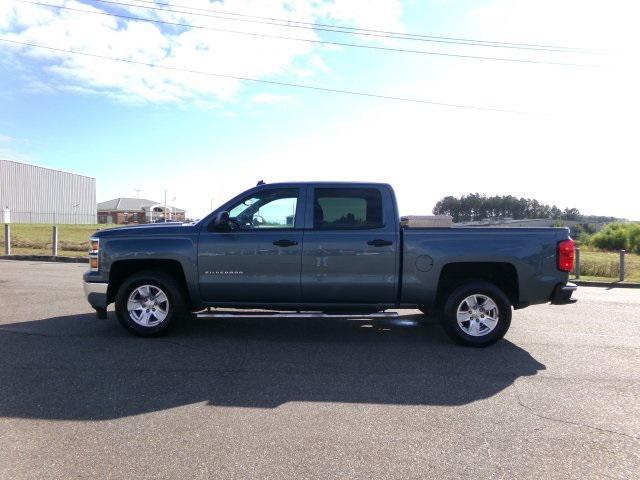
[[83, 182, 576, 346]]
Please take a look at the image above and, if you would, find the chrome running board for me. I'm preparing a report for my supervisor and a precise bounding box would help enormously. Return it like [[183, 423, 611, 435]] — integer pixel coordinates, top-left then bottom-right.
[[196, 311, 399, 319]]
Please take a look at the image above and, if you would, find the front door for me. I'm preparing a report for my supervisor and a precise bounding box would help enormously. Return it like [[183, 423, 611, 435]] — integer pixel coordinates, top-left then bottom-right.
[[198, 187, 304, 303]]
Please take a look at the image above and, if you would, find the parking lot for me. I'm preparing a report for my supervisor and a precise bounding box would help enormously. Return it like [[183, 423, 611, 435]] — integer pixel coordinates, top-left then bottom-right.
[[0, 259, 638, 479]]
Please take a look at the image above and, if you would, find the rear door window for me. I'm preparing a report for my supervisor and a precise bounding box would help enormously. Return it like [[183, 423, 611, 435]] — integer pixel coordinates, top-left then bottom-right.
[[313, 188, 383, 229]]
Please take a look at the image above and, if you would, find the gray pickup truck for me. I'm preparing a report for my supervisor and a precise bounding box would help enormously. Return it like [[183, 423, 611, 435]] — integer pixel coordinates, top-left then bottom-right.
[[83, 182, 576, 346]]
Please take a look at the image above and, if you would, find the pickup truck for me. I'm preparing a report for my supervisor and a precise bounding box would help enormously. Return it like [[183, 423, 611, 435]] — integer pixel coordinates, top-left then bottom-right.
[[83, 182, 576, 347]]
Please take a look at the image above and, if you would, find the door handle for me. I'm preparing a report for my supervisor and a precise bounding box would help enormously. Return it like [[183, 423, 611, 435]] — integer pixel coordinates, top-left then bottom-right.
[[273, 239, 298, 247], [367, 239, 393, 247]]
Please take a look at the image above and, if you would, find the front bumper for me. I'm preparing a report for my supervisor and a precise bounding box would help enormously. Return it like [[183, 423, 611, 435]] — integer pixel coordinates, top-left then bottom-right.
[[83, 281, 108, 310], [551, 282, 578, 305]]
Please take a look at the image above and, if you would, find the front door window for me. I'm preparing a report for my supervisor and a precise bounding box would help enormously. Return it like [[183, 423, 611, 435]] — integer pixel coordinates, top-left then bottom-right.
[[227, 189, 298, 229]]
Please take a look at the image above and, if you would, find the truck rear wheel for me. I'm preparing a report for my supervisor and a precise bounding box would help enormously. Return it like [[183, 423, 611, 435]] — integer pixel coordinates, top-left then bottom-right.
[[441, 281, 511, 347], [115, 271, 186, 337]]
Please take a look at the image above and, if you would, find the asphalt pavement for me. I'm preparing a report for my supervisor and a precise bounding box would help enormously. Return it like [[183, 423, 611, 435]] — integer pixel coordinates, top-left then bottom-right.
[[0, 259, 638, 479]]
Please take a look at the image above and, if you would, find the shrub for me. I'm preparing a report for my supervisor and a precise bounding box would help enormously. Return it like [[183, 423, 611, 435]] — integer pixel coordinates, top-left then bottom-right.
[[591, 223, 628, 251], [590, 222, 640, 252], [576, 232, 592, 245], [629, 223, 640, 254]]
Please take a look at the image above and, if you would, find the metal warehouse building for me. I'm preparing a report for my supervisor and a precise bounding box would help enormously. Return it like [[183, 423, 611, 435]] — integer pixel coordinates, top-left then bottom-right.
[[0, 159, 96, 224]]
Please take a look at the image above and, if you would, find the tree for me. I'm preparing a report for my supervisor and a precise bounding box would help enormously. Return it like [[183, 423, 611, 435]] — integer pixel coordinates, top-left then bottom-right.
[[560, 208, 581, 221], [433, 193, 583, 222], [433, 196, 463, 222]]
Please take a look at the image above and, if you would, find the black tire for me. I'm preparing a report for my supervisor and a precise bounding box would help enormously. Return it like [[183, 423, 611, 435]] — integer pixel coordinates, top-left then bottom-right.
[[115, 270, 187, 337], [441, 280, 511, 347]]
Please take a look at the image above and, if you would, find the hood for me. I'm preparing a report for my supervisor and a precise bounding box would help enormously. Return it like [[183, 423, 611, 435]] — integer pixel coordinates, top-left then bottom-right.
[[94, 222, 197, 238]]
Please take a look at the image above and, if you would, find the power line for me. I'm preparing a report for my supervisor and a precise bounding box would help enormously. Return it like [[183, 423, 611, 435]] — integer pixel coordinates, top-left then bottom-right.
[[0, 37, 533, 114], [89, 0, 603, 54], [17, 1, 599, 68]]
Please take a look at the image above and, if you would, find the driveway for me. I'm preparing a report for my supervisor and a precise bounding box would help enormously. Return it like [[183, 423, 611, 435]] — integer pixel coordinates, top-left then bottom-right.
[[0, 260, 638, 479]]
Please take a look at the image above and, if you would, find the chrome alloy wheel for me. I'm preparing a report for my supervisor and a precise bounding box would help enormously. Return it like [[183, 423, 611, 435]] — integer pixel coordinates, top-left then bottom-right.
[[456, 294, 499, 337], [127, 285, 169, 327]]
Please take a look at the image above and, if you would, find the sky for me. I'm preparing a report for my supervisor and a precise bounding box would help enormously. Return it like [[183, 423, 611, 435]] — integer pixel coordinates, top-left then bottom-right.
[[0, 0, 638, 220]]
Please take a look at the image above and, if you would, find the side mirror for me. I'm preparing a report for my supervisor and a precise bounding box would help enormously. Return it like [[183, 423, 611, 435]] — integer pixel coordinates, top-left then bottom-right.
[[210, 211, 230, 231]]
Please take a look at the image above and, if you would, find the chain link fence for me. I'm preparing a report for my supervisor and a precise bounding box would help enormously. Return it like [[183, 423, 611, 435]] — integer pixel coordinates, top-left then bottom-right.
[[3, 210, 97, 225], [1, 222, 103, 258]]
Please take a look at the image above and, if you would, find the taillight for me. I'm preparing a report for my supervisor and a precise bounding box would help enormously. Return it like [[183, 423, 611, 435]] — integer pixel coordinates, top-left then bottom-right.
[[89, 237, 99, 271], [557, 238, 575, 272]]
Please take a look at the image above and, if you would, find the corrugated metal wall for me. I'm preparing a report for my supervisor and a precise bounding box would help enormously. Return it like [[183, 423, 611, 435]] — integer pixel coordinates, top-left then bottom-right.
[[0, 159, 96, 224]]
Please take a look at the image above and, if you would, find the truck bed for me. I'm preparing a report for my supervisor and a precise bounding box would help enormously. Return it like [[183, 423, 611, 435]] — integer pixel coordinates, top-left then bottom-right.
[[400, 227, 570, 308]]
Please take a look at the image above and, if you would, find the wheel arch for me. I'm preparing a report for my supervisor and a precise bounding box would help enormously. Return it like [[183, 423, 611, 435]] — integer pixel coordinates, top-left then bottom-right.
[[107, 259, 190, 306], [435, 262, 519, 308]]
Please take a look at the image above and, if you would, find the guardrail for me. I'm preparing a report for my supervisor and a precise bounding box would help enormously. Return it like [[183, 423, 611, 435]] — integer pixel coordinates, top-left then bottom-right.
[[2, 223, 87, 258], [3, 224, 9, 256], [573, 247, 628, 282]]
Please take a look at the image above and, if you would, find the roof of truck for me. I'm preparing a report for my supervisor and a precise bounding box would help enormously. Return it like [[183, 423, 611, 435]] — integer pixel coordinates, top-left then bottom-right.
[[253, 181, 393, 188]]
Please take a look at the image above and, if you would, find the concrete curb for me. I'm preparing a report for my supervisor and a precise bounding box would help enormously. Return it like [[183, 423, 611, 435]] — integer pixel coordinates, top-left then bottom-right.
[[571, 279, 640, 289], [1, 255, 88, 264]]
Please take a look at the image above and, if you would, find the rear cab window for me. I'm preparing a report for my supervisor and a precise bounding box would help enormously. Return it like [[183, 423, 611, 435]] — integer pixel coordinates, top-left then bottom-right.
[[313, 188, 383, 230]]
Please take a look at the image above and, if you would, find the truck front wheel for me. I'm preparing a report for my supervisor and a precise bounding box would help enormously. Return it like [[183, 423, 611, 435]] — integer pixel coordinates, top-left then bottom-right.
[[441, 281, 511, 347], [115, 271, 186, 336]]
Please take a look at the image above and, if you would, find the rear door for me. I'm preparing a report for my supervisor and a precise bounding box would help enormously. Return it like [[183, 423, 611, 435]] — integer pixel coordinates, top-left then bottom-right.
[[301, 185, 398, 304], [198, 186, 305, 303]]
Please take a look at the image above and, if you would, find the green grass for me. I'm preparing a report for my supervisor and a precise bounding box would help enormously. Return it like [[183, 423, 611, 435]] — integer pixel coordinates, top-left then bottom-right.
[[573, 247, 640, 283], [0, 224, 107, 257]]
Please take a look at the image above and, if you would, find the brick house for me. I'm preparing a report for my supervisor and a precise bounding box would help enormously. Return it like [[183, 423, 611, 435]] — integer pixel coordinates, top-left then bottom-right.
[[97, 198, 186, 224]]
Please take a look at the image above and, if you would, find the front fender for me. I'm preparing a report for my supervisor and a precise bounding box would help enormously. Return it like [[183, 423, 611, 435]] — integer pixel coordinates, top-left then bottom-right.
[[101, 234, 201, 308]]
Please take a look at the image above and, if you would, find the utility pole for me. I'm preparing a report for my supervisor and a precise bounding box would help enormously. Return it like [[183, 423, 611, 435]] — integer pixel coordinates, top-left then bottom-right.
[[164, 190, 167, 222], [134, 188, 141, 199]]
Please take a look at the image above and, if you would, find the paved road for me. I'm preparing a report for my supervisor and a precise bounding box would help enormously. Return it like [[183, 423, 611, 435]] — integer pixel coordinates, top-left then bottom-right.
[[0, 259, 638, 479]]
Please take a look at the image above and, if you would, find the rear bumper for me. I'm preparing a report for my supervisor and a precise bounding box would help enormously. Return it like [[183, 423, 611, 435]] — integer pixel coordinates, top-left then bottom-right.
[[551, 282, 577, 305], [83, 281, 108, 310]]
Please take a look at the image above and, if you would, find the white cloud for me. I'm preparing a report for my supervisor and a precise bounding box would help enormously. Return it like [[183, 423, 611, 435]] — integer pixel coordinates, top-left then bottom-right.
[[4, 1, 638, 220], [130, 0, 639, 221], [0, 0, 406, 103], [250, 93, 294, 105], [0, 134, 32, 163], [315, 0, 406, 33]]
